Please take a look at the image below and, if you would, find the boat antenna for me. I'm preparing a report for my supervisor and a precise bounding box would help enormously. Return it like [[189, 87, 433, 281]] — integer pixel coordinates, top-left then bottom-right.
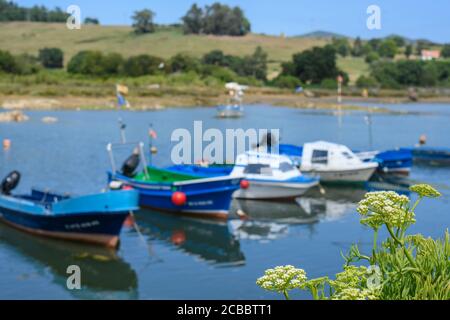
[[118, 118, 127, 144], [365, 111, 373, 149]]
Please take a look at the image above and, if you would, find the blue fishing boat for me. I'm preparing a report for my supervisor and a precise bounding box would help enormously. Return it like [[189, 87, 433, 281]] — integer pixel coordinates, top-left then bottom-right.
[[107, 143, 243, 220], [0, 171, 139, 248], [407, 146, 450, 165], [356, 148, 413, 175]]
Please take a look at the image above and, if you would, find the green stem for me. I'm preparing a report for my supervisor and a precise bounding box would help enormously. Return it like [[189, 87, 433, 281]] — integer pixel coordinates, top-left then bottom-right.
[[283, 290, 290, 300], [386, 224, 419, 269], [410, 196, 422, 213], [372, 229, 378, 264]]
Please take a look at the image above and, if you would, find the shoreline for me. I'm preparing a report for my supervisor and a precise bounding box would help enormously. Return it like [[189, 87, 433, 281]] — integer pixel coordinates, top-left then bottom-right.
[[2, 93, 450, 113]]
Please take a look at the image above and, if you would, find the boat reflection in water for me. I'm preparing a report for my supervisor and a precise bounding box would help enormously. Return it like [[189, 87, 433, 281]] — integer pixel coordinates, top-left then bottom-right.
[[136, 209, 246, 266], [229, 179, 411, 240], [0, 223, 138, 299]]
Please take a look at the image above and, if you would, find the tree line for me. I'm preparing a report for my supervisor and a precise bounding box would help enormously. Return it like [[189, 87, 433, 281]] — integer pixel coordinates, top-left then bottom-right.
[[0, 0, 67, 22], [0, 47, 267, 82], [2, 45, 450, 89]]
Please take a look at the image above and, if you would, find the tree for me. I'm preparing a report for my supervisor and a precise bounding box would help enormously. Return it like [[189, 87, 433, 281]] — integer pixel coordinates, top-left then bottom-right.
[[368, 38, 382, 51], [182, 4, 203, 34], [441, 44, 450, 58], [132, 9, 156, 34], [352, 37, 364, 57], [416, 40, 430, 56], [38, 48, 63, 68], [388, 35, 405, 47], [378, 39, 398, 58], [285, 45, 340, 84], [332, 38, 351, 57], [186, 2, 250, 36], [84, 17, 99, 25], [0, 1, 67, 22], [240, 46, 268, 80], [405, 44, 413, 59]]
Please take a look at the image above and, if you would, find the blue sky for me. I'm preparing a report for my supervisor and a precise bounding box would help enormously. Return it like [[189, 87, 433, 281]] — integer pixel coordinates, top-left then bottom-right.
[[15, 0, 450, 42]]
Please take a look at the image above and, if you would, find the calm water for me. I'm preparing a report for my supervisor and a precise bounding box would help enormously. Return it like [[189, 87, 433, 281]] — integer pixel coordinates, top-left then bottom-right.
[[0, 103, 449, 299]]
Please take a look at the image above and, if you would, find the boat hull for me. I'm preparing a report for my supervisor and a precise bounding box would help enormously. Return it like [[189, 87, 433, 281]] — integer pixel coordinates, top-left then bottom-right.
[[233, 180, 318, 200], [302, 166, 377, 183], [0, 208, 129, 248], [0, 190, 138, 247], [111, 173, 241, 220]]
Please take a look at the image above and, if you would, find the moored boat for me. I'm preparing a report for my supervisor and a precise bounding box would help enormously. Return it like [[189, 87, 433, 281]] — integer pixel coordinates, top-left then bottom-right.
[[407, 146, 450, 165], [216, 82, 247, 118], [167, 152, 319, 200], [280, 143, 413, 175], [0, 171, 138, 248], [299, 141, 378, 183], [355, 148, 413, 175], [107, 143, 243, 220]]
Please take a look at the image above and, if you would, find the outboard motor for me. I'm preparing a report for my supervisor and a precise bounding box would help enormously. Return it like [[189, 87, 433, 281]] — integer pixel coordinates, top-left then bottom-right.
[[1, 171, 21, 195], [121, 149, 140, 177]]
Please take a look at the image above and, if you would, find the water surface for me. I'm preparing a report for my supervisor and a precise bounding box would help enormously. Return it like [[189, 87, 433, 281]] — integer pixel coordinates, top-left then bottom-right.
[[0, 103, 449, 299]]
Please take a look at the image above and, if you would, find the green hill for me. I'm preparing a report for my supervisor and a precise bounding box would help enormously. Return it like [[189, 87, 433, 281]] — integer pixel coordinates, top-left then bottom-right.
[[0, 22, 329, 61], [0, 22, 372, 82]]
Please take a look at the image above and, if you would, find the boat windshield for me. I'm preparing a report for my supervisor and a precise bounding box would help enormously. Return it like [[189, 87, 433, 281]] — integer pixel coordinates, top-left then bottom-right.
[[278, 162, 296, 172], [244, 164, 273, 176], [342, 151, 354, 159]]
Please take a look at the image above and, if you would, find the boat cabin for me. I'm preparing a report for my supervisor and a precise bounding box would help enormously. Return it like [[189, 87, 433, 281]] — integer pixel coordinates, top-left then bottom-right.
[[231, 151, 302, 181], [300, 141, 365, 171]]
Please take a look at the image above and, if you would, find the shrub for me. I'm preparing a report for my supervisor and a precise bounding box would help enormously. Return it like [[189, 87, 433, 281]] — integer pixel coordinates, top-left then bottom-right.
[[67, 51, 106, 76], [365, 51, 380, 64], [38, 48, 64, 69], [14, 54, 41, 75], [272, 75, 302, 89], [356, 75, 379, 88], [122, 54, 163, 77], [201, 65, 236, 83], [168, 53, 201, 73], [0, 50, 18, 73], [102, 53, 124, 75]]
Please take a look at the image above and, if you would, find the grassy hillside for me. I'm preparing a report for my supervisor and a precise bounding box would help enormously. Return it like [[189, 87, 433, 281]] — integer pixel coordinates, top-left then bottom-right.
[[0, 22, 371, 81], [0, 22, 329, 62]]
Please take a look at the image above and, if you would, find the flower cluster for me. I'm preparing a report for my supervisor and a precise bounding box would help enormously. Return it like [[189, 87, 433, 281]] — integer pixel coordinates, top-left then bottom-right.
[[409, 184, 441, 198], [329, 266, 379, 300], [256, 265, 307, 293], [331, 287, 379, 300], [357, 191, 413, 229]]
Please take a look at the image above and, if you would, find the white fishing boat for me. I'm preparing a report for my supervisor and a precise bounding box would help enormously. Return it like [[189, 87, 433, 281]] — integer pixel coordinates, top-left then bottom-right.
[[216, 82, 247, 118], [299, 141, 378, 183], [229, 151, 319, 200]]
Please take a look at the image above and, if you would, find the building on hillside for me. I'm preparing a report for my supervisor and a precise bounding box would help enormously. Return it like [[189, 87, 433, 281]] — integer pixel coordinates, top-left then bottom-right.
[[421, 50, 441, 61]]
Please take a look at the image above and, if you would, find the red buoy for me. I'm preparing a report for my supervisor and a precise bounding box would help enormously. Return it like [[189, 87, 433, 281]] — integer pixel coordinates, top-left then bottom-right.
[[122, 185, 133, 191], [240, 179, 250, 189], [171, 230, 186, 245], [171, 191, 187, 206]]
